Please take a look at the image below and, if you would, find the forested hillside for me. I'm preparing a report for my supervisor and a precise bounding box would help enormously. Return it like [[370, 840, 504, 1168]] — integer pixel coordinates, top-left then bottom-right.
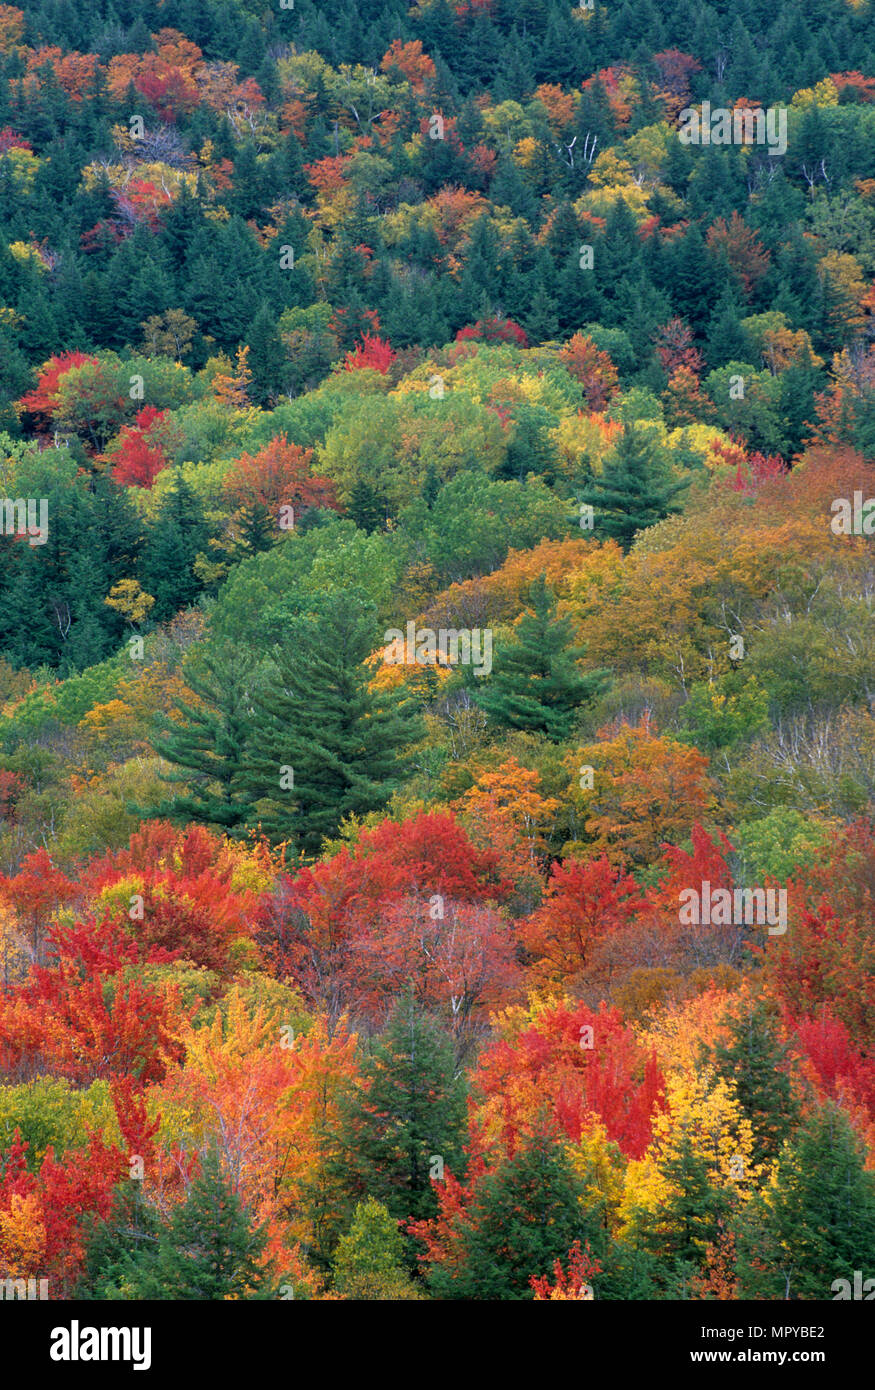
[[0, 0, 873, 1306]]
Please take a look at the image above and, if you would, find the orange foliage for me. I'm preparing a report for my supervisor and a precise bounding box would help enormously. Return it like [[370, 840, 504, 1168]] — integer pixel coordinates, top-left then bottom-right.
[[157, 1003, 358, 1269], [572, 717, 717, 867], [534, 83, 576, 131], [705, 212, 771, 297], [222, 434, 338, 518], [558, 332, 620, 409], [380, 39, 435, 93], [24, 45, 99, 97], [455, 758, 560, 894], [212, 345, 253, 408], [0, 5, 23, 51]]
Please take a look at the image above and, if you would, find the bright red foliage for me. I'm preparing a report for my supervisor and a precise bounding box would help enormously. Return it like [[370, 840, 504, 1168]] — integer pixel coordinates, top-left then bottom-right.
[[0, 127, 31, 151], [0, 847, 80, 955], [0, 1080, 159, 1295], [81, 822, 267, 977], [793, 1007, 875, 1118], [470, 999, 666, 1160], [268, 812, 509, 1018], [531, 1239, 603, 1299], [520, 854, 647, 984], [17, 350, 97, 428], [342, 332, 397, 374], [222, 434, 339, 517], [728, 450, 788, 496], [109, 406, 180, 488], [0, 937, 184, 1086], [112, 177, 173, 232], [652, 822, 736, 916], [456, 316, 529, 348]]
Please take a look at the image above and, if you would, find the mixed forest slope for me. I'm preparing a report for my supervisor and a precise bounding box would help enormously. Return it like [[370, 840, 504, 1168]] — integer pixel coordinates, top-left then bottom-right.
[[0, 0, 873, 1302]]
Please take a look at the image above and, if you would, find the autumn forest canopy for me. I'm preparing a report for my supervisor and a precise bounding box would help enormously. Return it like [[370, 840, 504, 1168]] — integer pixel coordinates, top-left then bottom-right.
[[0, 0, 873, 1312]]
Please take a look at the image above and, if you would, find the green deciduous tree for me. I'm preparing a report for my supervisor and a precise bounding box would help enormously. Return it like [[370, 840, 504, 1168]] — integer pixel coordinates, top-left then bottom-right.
[[332, 1198, 422, 1300]]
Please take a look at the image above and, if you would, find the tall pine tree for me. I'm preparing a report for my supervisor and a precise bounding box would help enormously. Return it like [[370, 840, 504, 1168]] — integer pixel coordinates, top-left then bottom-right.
[[145, 641, 255, 833], [704, 998, 800, 1168], [243, 591, 423, 855], [114, 1149, 273, 1300], [738, 1103, 875, 1300], [578, 423, 690, 552], [474, 574, 609, 741], [332, 993, 467, 1267]]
